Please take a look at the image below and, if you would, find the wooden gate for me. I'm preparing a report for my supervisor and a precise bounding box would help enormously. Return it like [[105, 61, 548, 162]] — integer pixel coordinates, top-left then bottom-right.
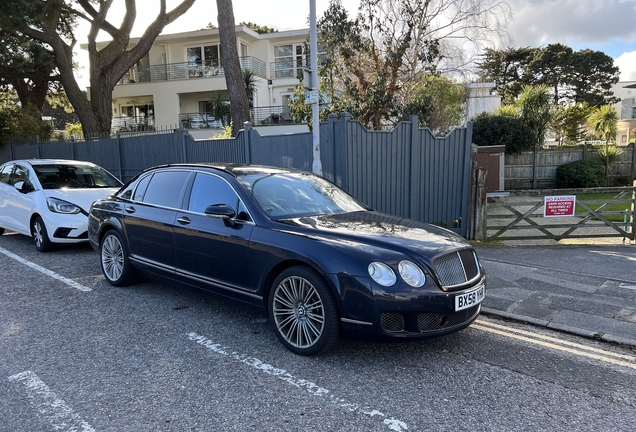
[[484, 185, 636, 242]]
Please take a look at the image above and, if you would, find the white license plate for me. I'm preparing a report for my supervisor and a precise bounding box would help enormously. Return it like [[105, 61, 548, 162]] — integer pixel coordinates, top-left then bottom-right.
[[455, 285, 485, 311]]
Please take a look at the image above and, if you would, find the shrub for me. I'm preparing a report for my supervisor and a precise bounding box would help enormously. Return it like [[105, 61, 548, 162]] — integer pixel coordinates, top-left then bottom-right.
[[555, 160, 605, 188], [472, 115, 536, 154]]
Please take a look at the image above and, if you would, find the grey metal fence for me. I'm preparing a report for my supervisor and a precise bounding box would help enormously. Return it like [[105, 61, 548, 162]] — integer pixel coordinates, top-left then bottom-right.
[[0, 114, 473, 236]]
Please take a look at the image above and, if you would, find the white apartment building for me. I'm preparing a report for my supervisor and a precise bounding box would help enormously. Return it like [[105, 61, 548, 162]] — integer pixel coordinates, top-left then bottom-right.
[[612, 81, 636, 145], [86, 26, 315, 138]]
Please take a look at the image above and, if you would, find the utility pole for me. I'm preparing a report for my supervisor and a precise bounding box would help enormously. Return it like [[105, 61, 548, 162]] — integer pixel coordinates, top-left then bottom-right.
[[310, 0, 322, 175]]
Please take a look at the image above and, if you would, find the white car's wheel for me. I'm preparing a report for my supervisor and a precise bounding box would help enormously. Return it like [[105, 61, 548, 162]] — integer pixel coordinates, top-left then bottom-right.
[[32, 216, 53, 252]]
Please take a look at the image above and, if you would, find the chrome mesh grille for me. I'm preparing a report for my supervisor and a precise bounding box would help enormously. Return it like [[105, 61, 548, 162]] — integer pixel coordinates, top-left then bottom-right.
[[381, 313, 405, 333], [417, 305, 480, 333], [433, 249, 479, 289]]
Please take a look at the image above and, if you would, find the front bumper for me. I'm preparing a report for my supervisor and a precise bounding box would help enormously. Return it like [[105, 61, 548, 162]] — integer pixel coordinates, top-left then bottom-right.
[[330, 273, 485, 342], [43, 212, 89, 244]]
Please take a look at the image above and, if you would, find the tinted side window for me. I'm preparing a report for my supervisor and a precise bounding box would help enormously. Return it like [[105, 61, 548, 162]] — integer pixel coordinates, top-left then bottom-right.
[[0, 164, 13, 184], [0, 165, 14, 184], [141, 171, 189, 208], [188, 173, 238, 214], [132, 174, 153, 201], [13, 165, 31, 185]]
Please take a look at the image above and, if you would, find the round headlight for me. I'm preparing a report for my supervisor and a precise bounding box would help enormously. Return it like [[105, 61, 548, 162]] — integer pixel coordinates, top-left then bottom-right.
[[398, 260, 426, 287], [368, 262, 396, 286]]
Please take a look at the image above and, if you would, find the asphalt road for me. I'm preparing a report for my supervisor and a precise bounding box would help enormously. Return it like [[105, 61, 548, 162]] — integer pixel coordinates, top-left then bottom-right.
[[1, 232, 636, 432]]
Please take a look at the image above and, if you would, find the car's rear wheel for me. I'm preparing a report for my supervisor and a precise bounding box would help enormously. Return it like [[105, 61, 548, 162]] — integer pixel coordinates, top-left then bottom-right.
[[269, 266, 340, 356], [32, 216, 53, 252], [100, 230, 137, 286]]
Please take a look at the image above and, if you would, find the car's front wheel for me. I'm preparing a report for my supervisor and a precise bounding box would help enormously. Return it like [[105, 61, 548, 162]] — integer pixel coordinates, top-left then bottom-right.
[[269, 266, 340, 356], [32, 216, 53, 252], [100, 230, 137, 286]]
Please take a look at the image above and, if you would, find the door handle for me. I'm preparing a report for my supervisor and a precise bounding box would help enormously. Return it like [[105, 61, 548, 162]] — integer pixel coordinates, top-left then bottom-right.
[[176, 216, 191, 225], [125, 206, 136, 214]]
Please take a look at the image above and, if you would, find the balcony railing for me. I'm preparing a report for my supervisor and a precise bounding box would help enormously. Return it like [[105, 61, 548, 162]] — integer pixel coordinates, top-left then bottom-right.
[[269, 54, 327, 80], [117, 56, 267, 85], [112, 115, 156, 132], [178, 113, 228, 129], [178, 107, 306, 130]]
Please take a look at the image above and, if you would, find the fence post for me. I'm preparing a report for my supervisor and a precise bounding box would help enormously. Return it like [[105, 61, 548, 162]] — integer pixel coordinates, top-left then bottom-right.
[[466, 147, 478, 239], [474, 169, 488, 241], [116, 130, 124, 180], [36, 135, 41, 158], [178, 124, 188, 163], [408, 115, 420, 220], [631, 180, 636, 244], [337, 113, 350, 191], [631, 142, 636, 182], [243, 122, 252, 164], [10, 139, 14, 160]]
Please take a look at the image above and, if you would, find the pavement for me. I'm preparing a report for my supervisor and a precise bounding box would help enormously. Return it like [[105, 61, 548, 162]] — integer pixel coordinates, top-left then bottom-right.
[[474, 240, 636, 347]]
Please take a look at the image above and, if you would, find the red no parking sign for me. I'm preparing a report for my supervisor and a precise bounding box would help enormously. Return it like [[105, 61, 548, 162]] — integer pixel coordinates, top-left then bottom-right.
[[544, 195, 576, 217]]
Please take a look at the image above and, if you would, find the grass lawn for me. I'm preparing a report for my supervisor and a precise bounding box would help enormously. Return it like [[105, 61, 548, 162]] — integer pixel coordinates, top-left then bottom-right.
[[574, 193, 634, 222]]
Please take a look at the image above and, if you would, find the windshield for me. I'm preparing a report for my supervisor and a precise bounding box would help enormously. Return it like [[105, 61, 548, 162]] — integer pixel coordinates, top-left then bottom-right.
[[33, 164, 123, 189], [238, 172, 367, 218]]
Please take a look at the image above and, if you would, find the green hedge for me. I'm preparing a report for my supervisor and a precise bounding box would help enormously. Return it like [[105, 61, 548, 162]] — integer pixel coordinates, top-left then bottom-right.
[[472, 115, 536, 154], [555, 160, 605, 188]]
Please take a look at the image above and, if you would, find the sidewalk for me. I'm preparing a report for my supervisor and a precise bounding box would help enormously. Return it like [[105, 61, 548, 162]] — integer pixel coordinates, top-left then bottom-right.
[[473, 242, 636, 347]]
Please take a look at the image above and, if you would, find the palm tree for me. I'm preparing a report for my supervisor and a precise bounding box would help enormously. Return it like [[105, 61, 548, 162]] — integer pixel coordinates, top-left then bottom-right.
[[587, 105, 618, 185]]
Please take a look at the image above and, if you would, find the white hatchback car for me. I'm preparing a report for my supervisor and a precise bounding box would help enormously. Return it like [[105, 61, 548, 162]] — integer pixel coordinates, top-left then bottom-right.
[[0, 159, 123, 252]]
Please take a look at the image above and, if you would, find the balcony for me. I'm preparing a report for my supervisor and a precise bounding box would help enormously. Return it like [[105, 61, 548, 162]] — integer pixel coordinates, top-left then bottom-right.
[[112, 115, 156, 132], [269, 54, 327, 80], [117, 57, 267, 85], [178, 106, 305, 130]]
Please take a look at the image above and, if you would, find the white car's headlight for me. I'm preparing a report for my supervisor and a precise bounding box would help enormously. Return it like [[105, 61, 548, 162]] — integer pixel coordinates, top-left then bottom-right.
[[398, 260, 426, 287], [47, 197, 81, 214], [368, 262, 396, 286]]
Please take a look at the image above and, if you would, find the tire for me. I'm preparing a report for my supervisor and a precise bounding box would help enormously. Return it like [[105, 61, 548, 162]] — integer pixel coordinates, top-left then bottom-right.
[[32, 216, 53, 252], [268, 266, 340, 356], [100, 230, 137, 286]]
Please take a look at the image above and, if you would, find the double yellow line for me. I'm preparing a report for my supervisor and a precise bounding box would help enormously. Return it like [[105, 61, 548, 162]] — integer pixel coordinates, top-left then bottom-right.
[[472, 319, 636, 370]]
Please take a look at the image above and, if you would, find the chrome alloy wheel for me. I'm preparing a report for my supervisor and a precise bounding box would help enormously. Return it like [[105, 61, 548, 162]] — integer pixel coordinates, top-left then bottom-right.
[[272, 276, 325, 348], [33, 221, 44, 249], [101, 234, 124, 282]]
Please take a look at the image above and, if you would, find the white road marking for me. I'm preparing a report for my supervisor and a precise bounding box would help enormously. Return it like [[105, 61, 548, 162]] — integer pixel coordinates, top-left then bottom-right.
[[8, 371, 95, 432], [188, 332, 408, 431], [0, 246, 91, 292]]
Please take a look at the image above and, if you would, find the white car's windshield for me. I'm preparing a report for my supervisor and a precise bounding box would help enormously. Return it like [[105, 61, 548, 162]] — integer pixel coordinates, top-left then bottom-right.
[[238, 172, 367, 218], [33, 164, 122, 189]]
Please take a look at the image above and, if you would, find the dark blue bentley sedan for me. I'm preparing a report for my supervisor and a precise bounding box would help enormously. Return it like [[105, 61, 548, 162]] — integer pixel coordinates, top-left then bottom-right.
[[88, 164, 485, 356]]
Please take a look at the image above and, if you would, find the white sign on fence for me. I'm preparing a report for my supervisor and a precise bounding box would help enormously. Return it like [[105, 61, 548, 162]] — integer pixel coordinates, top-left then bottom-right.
[[544, 195, 576, 217]]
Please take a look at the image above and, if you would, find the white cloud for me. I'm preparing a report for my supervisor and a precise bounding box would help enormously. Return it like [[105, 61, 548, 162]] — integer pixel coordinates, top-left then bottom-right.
[[615, 51, 636, 81], [507, 0, 636, 46]]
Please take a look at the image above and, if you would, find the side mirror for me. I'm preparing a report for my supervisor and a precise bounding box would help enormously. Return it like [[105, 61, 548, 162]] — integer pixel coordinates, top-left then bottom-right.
[[204, 204, 236, 219], [14, 181, 31, 193]]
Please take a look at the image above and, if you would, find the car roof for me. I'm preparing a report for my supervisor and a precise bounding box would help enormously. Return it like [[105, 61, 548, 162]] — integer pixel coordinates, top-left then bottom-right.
[[149, 163, 304, 177], [10, 159, 98, 167]]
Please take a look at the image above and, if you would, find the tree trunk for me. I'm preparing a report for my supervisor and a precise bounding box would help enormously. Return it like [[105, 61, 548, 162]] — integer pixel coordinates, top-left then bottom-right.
[[217, 0, 250, 136], [15, 0, 196, 139]]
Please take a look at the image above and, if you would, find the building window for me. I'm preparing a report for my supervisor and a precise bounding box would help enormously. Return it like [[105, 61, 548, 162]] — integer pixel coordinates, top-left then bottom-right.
[[274, 44, 304, 79], [632, 106, 636, 119], [187, 45, 221, 78]]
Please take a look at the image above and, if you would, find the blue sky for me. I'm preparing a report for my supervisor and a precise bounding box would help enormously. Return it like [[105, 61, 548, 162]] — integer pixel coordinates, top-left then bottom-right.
[[73, 0, 636, 87]]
